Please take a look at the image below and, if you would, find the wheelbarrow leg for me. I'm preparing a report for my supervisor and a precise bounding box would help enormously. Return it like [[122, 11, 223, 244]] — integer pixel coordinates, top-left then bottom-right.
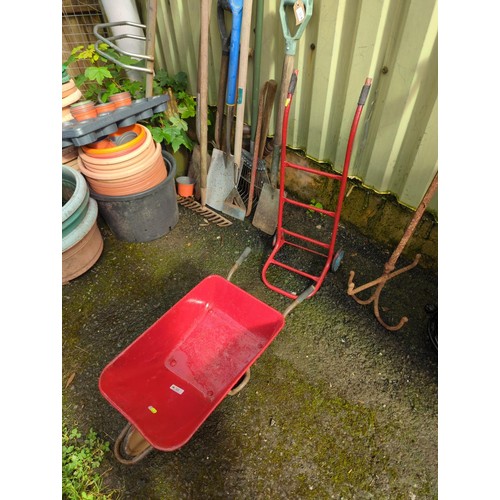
[[114, 422, 154, 465], [228, 368, 251, 396]]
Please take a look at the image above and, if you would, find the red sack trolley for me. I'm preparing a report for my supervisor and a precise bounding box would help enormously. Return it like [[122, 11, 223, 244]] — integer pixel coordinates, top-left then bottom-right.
[[262, 71, 372, 299]]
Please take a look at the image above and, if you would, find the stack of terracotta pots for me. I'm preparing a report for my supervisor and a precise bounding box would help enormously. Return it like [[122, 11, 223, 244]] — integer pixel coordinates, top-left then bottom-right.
[[62, 145, 79, 170], [62, 165, 104, 284], [75, 115, 179, 242], [77, 123, 167, 196], [62, 78, 82, 122]]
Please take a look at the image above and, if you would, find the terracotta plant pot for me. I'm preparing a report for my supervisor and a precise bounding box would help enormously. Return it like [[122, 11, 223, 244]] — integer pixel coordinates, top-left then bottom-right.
[[71, 109, 98, 122], [62, 215, 103, 284], [62, 81, 76, 98], [71, 100, 98, 122], [82, 124, 146, 158], [71, 100, 94, 109], [176, 176, 196, 197], [109, 91, 132, 108], [62, 87, 82, 108], [78, 128, 154, 168], [62, 79, 75, 93], [62, 107, 73, 122], [77, 124, 168, 196], [80, 143, 167, 196], [78, 140, 156, 173], [62, 166, 104, 284], [95, 102, 116, 115], [62, 145, 78, 164]]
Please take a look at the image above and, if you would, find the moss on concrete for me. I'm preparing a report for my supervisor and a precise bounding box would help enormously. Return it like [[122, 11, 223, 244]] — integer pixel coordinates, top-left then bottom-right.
[[281, 150, 438, 272], [62, 194, 437, 499]]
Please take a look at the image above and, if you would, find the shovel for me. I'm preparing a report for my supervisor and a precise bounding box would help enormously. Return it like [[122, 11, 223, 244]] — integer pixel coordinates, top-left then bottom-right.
[[253, 0, 313, 235], [222, 0, 254, 220], [206, 0, 243, 212]]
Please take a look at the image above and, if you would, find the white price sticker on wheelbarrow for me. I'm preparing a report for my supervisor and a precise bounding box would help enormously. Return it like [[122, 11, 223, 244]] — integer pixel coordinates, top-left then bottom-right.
[[170, 384, 184, 395], [294, 1, 306, 25]]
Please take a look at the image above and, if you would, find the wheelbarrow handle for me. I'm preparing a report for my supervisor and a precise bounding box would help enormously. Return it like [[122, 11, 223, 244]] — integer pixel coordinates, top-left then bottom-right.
[[227, 247, 252, 282], [283, 285, 315, 318]]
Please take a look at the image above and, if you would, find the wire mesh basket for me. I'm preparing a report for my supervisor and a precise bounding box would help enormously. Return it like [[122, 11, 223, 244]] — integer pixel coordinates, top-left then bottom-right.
[[237, 148, 270, 208]]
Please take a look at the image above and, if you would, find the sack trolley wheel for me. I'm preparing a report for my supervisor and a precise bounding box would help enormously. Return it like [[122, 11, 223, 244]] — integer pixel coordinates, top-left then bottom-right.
[[331, 249, 344, 272]]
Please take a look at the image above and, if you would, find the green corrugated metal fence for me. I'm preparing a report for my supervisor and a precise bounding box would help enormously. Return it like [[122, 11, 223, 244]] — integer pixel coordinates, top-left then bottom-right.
[[143, 0, 438, 213]]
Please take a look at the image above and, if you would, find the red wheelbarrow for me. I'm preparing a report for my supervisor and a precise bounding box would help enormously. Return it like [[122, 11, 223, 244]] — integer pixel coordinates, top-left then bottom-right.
[[99, 248, 314, 464]]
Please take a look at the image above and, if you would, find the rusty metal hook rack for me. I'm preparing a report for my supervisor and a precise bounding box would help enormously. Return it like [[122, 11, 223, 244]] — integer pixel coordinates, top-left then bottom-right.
[[347, 172, 438, 331]]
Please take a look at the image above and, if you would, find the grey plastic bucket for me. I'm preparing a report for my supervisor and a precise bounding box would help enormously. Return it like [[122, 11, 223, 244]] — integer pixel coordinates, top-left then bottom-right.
[[91, 150, 179, 242]]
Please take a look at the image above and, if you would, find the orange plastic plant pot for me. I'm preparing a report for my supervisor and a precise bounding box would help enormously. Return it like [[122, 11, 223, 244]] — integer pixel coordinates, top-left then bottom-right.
[[82, 124, 147, 158], [77, 130, 154, 169], [176, 176, 196, 197]]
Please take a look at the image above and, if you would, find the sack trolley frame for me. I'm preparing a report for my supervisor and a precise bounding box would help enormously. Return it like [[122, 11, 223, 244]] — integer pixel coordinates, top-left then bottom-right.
[[262, 71, 372, 300]]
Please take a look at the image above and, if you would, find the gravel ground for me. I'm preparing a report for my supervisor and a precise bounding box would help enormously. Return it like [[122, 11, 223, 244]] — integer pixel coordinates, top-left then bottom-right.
[[62, 200, 438, 499]]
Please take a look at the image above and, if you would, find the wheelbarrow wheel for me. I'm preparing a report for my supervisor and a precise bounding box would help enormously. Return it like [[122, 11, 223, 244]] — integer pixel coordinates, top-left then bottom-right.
[[331, 249, 345, 272], [228, 368, 251, 396], [114, 422, 154, 465]]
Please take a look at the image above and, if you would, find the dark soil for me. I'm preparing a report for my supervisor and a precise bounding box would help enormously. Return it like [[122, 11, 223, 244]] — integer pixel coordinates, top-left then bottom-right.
[[62, 200, 438, 499]]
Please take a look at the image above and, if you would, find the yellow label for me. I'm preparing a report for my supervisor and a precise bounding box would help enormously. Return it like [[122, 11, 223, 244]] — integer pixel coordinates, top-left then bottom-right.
[[148, 406, 157, 414]]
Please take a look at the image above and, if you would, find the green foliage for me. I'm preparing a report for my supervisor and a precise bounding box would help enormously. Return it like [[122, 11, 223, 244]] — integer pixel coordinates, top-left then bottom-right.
[[307, 199, 325, 217], [144, 88, 197, 152], [62, 425, 117, 500], [65, 44, 143, 101], [155, 68, 188, 93], [63, 44, 197, 152], [146, 118, 192, 152]]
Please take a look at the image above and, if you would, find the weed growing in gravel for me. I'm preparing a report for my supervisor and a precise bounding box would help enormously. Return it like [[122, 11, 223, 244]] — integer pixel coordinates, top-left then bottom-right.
[[62, 426, 117, 499]]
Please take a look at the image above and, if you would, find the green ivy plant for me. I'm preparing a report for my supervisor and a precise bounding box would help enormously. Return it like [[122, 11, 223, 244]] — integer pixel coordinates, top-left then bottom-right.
[[62, 425, 117, 499], [147, 84, 196, 152], [64, 44, 196, 152], [308, 198, 324, 216]]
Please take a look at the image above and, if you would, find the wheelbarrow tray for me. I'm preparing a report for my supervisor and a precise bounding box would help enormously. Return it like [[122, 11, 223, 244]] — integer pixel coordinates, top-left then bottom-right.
[[99, 274, 285, 451]]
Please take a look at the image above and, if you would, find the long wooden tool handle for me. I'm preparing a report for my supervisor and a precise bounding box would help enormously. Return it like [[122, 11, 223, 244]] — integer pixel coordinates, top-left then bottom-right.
[[145, 0, 158, 98], [215, 52, 229, 149], [246, 81, 268, 216], [270, 54, 294, 188], [199, 0, 212, 206], [274, 54, 294, 147], [257, 79, 278, 160], [233, 0, 254, 171]]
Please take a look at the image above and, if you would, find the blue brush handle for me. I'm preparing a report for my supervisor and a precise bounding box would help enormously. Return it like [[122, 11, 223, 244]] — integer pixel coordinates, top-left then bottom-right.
[[226, 0, 243, 106]]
